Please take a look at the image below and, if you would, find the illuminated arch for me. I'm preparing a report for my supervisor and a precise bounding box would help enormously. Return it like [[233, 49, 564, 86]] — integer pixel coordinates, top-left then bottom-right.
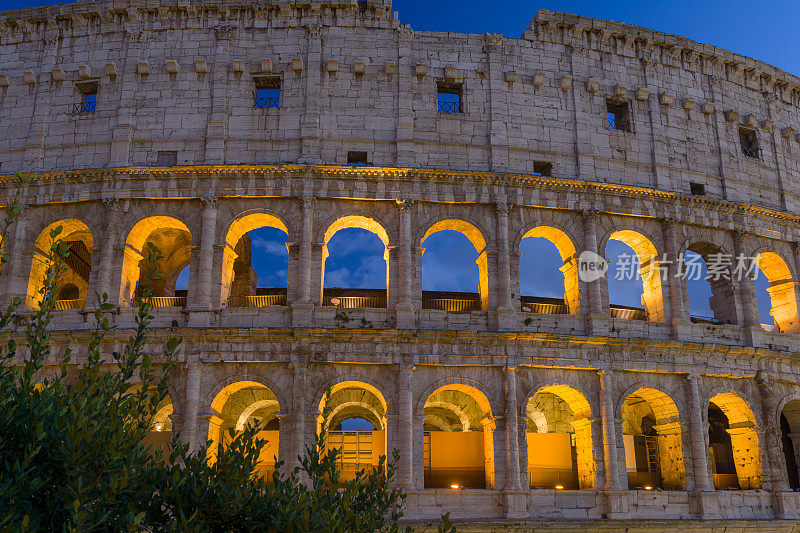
[[421, 219, 489, 310], [708, 392, 762, 490], [317, 380, 389, 430], [221, 211, 290, 307], [755, 251, 799, 333], [119, 216, 192, 307], [780, 397, 800, 490], [682, 241, 738, 325], [607, 229, 664, 321], [526, 384, 595, 490], [520, 225, 580, 314], [422, 382, 495, 489], [621, 387, 686, 490], [27, 219, 94, 310]]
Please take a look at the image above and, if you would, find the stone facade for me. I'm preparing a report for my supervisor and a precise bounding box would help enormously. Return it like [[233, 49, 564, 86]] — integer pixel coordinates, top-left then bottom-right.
[[4, 0, 800, 530]]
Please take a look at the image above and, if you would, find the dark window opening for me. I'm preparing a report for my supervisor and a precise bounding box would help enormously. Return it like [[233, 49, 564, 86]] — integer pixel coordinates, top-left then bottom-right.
[[357, 0, 367, 10], [532, 162, 552, 177], [437, 82, 462, 113], [156, 151, 178, 167], [75, 81, 98, 113], [739, 127, 760, 159], [606, 99, 631, 132], [254, 76, 281, 109], [690, 182, 706, 196], [347, 151, 369, 166]]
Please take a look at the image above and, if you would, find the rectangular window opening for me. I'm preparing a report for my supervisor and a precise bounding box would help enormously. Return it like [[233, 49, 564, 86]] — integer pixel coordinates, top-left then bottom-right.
[[75, 81, 98, 113], [689, 182, 706, 196], [156, 151, 178, 167], [347, 151, 369, 166], [739, 127, 760, 159], [606, 99, 631, 132], [254, 76, 281, 109], [437, 82, 462, 113], [532, 162, 552, 177]]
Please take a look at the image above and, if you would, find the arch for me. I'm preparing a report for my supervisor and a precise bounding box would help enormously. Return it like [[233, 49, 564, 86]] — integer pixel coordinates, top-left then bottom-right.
[[144, 395, 173, 458], [324, 214, 390, 248], [525, 384, 595, 490], [621, 387, 686, 490], [27, 218, 94, 310], [316, 380, 389, 484], [221, 210, 290, 308], [519, 225, 580, 314], [755, 251, 799, 333], [682, 241, 738, 325], [708, 392, 762, 490], [206, 380, 281, 479], [607, 229, 664, 321], [119, 216, 192, 307], [780, 398, 800, 490]]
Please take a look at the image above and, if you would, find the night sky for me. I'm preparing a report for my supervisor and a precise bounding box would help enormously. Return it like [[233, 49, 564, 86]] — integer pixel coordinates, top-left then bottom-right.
[[5, 0, 784, 324]]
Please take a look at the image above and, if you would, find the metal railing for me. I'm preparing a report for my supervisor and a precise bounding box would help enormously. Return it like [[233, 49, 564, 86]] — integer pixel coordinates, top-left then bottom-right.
[[254, 96, 280, 109], [323, 295, 386, 309], [520, 300, 569, 315], [229, 294, 287, 307], [437, 101, 462, 113], [741, 145, 761, 159], [73, 101, 96, 113], [54, 298, 84, 310], [142, 296, 187, 308], [422, 298, 481, 312], [608, 116, 631, 132], [610, 306, 647, 321]]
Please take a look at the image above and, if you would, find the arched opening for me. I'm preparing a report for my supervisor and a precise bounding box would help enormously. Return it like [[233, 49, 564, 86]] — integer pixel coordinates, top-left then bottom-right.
[[421, 220, 487, 312], [684, 243, 737, 325], [120, 216, 192, 308], [605, 230, 663, 321], [318, 381, 387, 484], [322, 216, 389, 309], [519, 226, 579, 315], [27, 219, 93, 310], [222, 212, 289, 308], [754, 252, 799, 333], [526, 385, 594, 490], [144, 395, 173, 459], [780, 399, 800, 490], [708, 393, 762, 490], [621, 388, 685, 490], [423, 384, 495, 489], [207, 381, 280, 480]]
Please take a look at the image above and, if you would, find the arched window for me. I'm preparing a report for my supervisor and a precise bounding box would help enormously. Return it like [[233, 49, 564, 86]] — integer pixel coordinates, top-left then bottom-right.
[[754, 252, 799, 333], [519, 227, 579, 315], [422, 384, 495, 489], [322, 216, 389, 309], [621, 388, 685, 490], [683, 243, 737, 325], [605, 230, 664, 321], [780, 400, 800, 490], [526, 385, 594, 490], [222, 212, 289, 308], [708, 393, 762, 490], [421, 220, 487, 312], [208, 381, 281, 480], [318, 382, 387, 484]]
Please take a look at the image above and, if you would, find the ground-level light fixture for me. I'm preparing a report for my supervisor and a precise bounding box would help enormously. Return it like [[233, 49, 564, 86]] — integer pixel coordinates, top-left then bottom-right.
[[644, 485, 653, 491], [555, 484, 564, 490], [450, 483, 460, 490], [155, 423, 163, 432]]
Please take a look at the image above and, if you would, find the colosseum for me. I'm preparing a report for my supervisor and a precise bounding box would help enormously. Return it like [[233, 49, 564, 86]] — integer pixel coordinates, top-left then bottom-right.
[[4, 0, 800, 530]]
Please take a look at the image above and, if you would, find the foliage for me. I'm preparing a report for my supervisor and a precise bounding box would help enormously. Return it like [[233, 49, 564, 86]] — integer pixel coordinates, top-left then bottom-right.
[[0, 174, 431, 532]]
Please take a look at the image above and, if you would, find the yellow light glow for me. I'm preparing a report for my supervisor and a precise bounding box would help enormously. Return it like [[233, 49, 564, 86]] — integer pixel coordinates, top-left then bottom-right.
[[155, 423, 163, 432], [450, 484, 460, 489], [555, 484, 564, 490], [644, 485, 652, 491]]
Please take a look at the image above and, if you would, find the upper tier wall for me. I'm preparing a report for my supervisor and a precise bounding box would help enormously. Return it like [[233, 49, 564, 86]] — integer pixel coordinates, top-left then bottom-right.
[[2, 1, 800, 214]]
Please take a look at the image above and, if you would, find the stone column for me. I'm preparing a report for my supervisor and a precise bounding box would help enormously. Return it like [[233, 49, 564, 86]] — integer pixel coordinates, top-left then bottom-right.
[[398, 364, 415, 490], [599, 369, 622, 491], [290, 363, 307, 471], [756, 373, 788, 492], [686, 373, 713, 492], [582, 210, 609, 326], [504, 365, 521, 490], [204, 25, 233, 164], [662, 217, 691, 338], [4, 205, 29, 303], [299, 25, 323, 164], [732, 230, 761, 345], [496, 203, 513, 311], [485, 33, 509, 172], [292, 197, 314, 326], [182, 363, 202, 452], [193, 197, 218, 309], [395, 200, 414, 329], [91, 199, 122, 307], [395, 27, 416, 167]]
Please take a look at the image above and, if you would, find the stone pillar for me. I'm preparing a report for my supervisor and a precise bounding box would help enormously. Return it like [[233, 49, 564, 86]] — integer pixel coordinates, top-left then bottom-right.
[[90, 199, 122, 307], [733, 230, 762, 345], [182, 363, 202, 452], [299, 26, 323, 164], [496, 203, 513, 311], [756, 373, 788, 492], [582, 210, 609, 332], [395, 200, 414, 329], [504, 365, 521, 490], [485, 33, 509, 172], [292, 197, 314, 326], [23, 31, 59, 172], [290, 363, 307, 471], [662, 217, 691, 337], [4, 205, 29, 303], [686, 373, 713, 492], [599, 369, 622, 491], [398, 364, 415, 490], [395, 27, 415, 167], [204, 26, 233, 164], [193, 197, 218, 310]]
